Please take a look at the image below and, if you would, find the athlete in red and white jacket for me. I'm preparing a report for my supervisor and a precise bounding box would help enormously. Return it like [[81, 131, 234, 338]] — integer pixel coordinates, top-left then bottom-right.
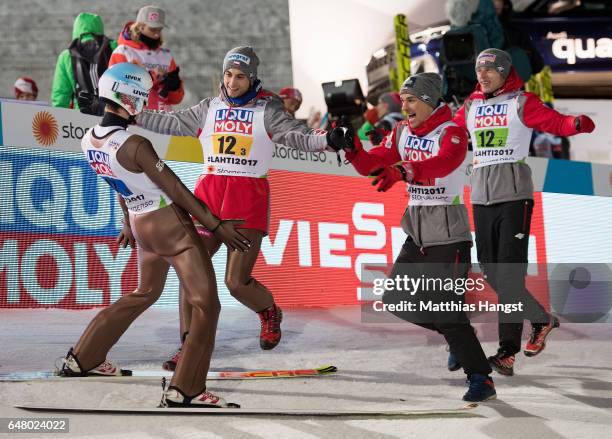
[[345, 77, 470, 248], [452, 48, 595, 376], [453, 50, 594, 206], [339, 72, 496, 402]]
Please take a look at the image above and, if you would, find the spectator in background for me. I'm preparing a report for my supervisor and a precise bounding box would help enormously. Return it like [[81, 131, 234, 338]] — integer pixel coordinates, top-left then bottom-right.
[[278, 87, 303, 117], [109, 5, 184, 111], [14, 77, 38, 101], [52, 12, 116, 112], [446, 0, 504, 49], [492, 0, 544, 76], [358, 92, 403, 145]]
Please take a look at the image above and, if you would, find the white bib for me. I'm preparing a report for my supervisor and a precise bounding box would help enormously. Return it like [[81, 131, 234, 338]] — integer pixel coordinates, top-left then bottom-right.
[[466, 93, 532, 168], [199, 98, 275, 178], [397, 121, 466, 206], [81, 126, 172, 214]]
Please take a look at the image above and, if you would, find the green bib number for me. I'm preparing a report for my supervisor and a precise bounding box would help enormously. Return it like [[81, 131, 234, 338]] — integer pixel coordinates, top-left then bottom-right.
[[475, 128, 509, 148]]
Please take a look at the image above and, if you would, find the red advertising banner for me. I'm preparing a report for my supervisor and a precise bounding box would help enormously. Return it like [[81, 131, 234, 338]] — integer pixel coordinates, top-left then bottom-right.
[[0, 166, 549, 309]]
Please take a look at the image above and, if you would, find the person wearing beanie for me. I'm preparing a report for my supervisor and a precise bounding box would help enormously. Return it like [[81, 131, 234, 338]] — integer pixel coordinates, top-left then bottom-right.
[[338, 72, 496, 402], [134, 45, 342, 370], [14, 77, 38, 100], [108, 5, 184, 111], [358, 91, 404, 144], [453, 48, 596, 376], [278, 87, 303, 116]]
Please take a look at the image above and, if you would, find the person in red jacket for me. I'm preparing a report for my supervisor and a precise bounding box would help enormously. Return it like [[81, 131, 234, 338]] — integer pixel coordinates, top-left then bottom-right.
[[453, 48, 595, 376], [336, 72, 496, 402], [109, 6, 184, 111]]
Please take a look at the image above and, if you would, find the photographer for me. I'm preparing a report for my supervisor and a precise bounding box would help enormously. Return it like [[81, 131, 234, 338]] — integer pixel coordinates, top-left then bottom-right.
[[329, 73, 495, 402]]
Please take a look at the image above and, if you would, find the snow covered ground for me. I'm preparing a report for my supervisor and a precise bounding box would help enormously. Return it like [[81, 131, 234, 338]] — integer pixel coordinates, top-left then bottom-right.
[[1, 306, 611, 438]]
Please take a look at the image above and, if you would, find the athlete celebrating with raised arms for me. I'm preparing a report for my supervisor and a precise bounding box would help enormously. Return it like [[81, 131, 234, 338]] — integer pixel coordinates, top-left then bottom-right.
[[135, 46, 341, 370], [453, 48, 595, 376], [60, 63, 249, 408]]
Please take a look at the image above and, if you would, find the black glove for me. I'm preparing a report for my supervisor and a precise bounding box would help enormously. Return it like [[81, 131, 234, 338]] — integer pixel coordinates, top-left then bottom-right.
[[326, 123, 355, 152], [159, 67, 181, 98], [77, 91, 104, 116]]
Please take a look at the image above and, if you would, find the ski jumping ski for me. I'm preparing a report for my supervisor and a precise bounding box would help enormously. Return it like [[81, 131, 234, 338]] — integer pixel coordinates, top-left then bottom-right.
[[0, 365, 338, 382]]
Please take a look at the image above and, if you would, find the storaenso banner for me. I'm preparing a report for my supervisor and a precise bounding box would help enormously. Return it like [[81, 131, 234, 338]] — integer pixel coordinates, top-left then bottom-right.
[[360, 263, 612, 324], [271, 143, 360, 177]]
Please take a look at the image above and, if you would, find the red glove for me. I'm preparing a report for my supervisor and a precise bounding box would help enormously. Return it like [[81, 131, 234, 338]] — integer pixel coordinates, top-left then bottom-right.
[[575, 115, 595, 133], [370, 162, 414, 192]]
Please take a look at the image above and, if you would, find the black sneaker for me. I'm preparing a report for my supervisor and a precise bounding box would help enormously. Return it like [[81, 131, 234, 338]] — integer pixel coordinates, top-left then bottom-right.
[[488, 349, 516, 376], [463, 374, 497, 402]]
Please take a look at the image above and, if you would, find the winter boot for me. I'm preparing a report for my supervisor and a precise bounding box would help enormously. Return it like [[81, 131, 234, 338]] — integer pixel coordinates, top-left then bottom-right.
[[258, 304, 283, 350], [463, 373, 497, 402], [524, 315, 560, 357], [488, 348, 516, 376]]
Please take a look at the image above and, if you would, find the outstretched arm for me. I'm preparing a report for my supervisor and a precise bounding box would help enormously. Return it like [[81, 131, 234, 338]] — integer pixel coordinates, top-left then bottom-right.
[[264, 98, 329, 152], [135, 99, 210, 137], [519, 93, 595, 136], [344, 126, 402, 176]]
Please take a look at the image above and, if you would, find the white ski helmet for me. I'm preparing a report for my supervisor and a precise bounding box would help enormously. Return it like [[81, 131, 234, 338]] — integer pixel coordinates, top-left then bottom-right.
[[98, 62, 153, 116]]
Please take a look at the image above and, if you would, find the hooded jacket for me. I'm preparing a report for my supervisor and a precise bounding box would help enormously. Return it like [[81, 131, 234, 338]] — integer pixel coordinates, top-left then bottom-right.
[[453, 68, 580, 205], [52, 13, 117, 108], [108, 22, 184, 111]]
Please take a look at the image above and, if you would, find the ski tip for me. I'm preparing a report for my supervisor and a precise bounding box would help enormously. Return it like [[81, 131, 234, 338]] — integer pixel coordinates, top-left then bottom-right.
[[315, 365, 338, 374]]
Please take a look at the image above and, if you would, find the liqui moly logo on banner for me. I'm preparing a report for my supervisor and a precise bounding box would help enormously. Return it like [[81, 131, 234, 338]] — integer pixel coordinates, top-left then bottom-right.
[[475, 104, 509, 128], [214, 109, 254, 135]]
